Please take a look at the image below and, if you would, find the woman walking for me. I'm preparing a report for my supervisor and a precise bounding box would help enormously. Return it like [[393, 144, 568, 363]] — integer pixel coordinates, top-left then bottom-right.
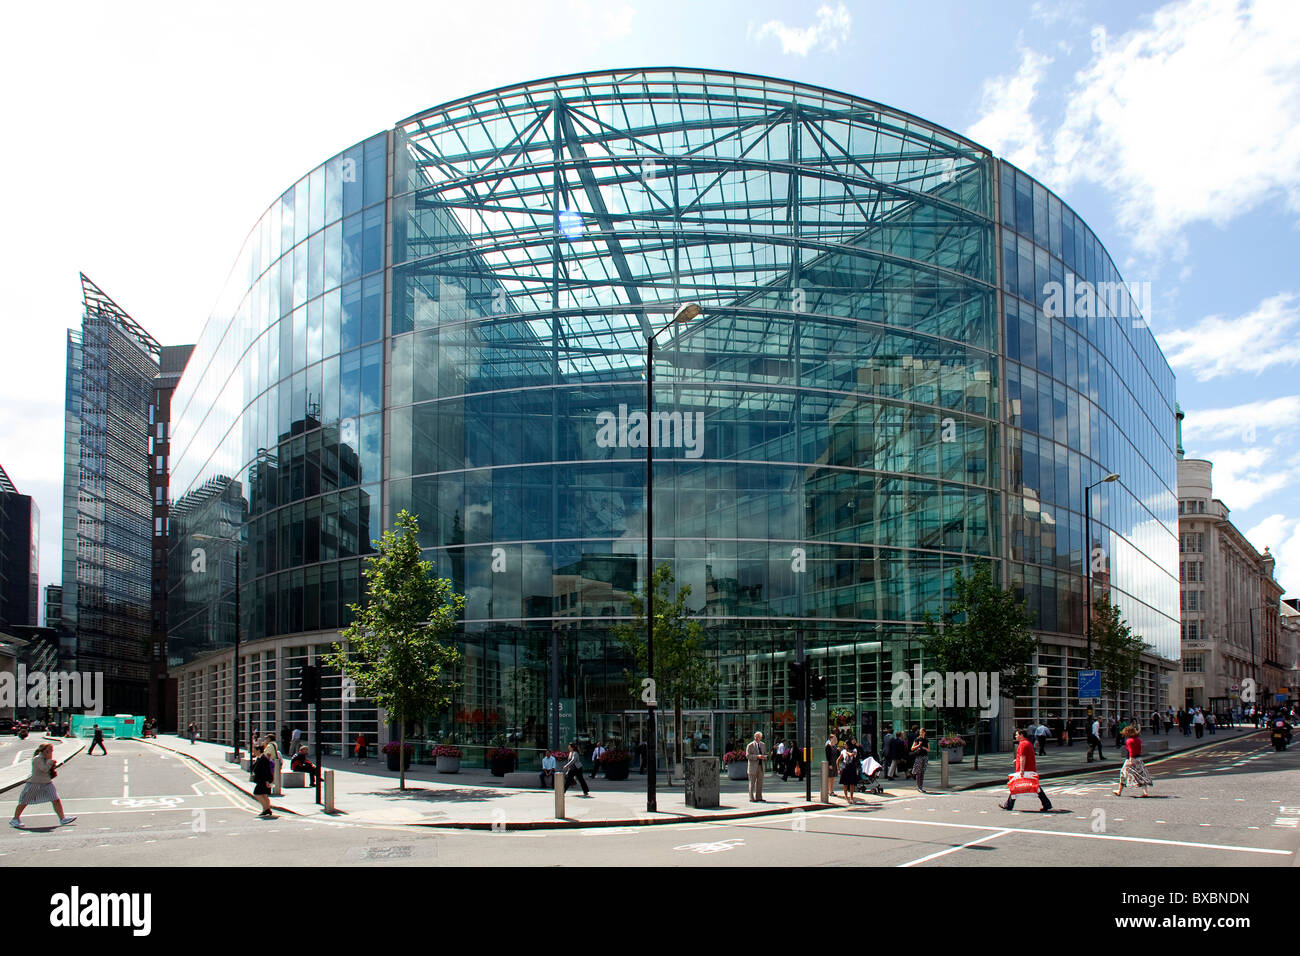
[[838, 737, 861, 804], [1114, 724, 1153, 797], [9, 742, 76, 829], [910, 729, 931, 793], [252, 745, 276, 818]]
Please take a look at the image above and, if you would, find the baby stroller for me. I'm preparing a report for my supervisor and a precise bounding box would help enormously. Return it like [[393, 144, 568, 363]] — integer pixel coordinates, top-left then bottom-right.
[[857, 755, 885, 795]]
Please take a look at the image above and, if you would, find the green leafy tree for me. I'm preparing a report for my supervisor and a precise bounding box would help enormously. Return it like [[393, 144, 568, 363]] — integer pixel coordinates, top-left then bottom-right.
[[613, 563, 720, 767], [324, 510, 463, 790], [1091, 595, 1150, 720], [920, 562, 1040, 733]]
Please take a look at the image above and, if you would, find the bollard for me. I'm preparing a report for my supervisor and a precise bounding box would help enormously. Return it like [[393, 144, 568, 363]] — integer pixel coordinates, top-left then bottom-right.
[[324, 769, 335, 813], [819, 761, 831, 803], [941, 748, 950, 789], [273, 760, 283, 797], [554, 766, 566, 818]]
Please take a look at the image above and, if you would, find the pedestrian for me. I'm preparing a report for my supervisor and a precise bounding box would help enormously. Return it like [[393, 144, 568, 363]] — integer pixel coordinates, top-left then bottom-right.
[[636, 739, 646, 774], [252, 746, 275, 818], [1114, 724, 1152, 797], [1034, 719, 1049, 756], [1192, 708, 1205, 739], [563, 742, 590, 796], [881, 727, 896, 775], [1165, 707, 1174, 734], [1087, 715, 1103, 762], [824, 733, 839, 789], [187, 722, 196, 745], [746, 732, 767, 802], [590, 740, 606, 778], [999, 728, 1052, 812], [774, 739, 787, 779], [1108, 715, 1120, 750], [838, 736, 860, 805], [540, 749, 557, 789], [10, 742, 76, 829], [88, 723, 107, 756], [290, 728, 302, 754], [910, 729, 930, 793], [354, 732, 367, 765], [1207, 711, 1216, 735]]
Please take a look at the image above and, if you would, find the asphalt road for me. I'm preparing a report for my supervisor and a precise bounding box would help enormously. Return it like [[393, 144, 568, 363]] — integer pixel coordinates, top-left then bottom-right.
[[1, 733, 1296, 867]]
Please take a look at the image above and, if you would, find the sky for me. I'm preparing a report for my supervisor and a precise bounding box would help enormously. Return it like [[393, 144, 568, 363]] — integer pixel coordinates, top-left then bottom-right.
[[2, 0, 1298, 606]]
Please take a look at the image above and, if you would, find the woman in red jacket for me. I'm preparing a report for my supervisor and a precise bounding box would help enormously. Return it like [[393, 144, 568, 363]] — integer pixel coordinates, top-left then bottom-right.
[[999, 728, 1053, 812], [1114, 724, 1153, 797]]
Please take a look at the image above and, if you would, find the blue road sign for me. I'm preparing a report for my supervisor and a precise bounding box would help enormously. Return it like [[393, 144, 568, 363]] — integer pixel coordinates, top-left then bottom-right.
[[1078, 670, 1101, 699]]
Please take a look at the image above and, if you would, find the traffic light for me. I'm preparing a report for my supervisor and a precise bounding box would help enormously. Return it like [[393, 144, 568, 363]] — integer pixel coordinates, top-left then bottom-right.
[[299, 664, 320, 705], [788, 661, 806, 700], [808, 668, 827, 701]]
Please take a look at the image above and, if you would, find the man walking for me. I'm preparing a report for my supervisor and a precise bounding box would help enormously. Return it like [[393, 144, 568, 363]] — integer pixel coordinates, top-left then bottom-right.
[[1034, 719, 1049, 756], [590, 740, 606, 778], [746, 732, 767, 802], [1087, 715, 1103, 762], [1000, 728, 1052, 812], [87, 724, 107, 756], [563, 742, 590, 797], [187, 722, 196, 745]]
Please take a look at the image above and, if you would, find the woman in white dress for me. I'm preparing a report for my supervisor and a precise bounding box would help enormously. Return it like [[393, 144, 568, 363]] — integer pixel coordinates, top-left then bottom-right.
[[10, 742, 76, 828]]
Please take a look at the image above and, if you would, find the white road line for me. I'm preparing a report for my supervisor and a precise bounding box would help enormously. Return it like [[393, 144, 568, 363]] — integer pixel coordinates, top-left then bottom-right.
[[900, 829, 1012, 867], [190, 783, 205, 796], [842, 815, 1292, 856]]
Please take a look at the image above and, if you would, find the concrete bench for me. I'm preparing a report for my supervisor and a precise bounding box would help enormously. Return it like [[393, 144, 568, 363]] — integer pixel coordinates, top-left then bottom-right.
[[280, 771, 309, 788]]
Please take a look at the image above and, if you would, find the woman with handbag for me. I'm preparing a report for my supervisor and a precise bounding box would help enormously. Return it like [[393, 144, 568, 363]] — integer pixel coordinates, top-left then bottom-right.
[[1000, 727, 1052, 811], [1114, 725, 1153, 797], [910, 729, 931, 793], [9, 742, 76, 828]]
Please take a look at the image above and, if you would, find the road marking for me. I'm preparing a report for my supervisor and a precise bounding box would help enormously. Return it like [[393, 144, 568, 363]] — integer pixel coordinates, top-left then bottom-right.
[[900, 829, 1011, 868], [190, 783, 204, 796], [839, 815, 1292, 856], [674, 838, 744, 854]]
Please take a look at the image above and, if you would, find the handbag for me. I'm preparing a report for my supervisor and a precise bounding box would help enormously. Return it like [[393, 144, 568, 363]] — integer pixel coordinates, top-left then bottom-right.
[[1007, 771, 1039, 795], [49, 767, 58, 779]]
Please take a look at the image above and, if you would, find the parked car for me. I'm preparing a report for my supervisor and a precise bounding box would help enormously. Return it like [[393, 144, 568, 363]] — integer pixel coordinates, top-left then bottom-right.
[[30, 720, 47, 732]]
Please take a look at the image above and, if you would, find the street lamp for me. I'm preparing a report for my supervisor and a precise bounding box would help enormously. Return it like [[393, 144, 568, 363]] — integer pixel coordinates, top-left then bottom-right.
[[1084, 472, 1120, 670], [193, 533, 241, 762], [645, 301, 701, 813]]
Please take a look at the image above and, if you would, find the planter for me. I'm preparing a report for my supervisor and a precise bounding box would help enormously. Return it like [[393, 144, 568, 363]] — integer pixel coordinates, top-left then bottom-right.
[[942, 747, 964, 764], [490, 756, 515, 777], [603, 760, 630, 781], [726, 761, 749, 780], [435, 755, 461, 774], [386, 751, 412, 772]]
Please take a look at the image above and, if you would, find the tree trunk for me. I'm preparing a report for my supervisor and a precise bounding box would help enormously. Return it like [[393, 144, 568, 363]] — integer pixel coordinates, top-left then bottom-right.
[[674, 698, 683, 772], [399, 725, 406, 791]]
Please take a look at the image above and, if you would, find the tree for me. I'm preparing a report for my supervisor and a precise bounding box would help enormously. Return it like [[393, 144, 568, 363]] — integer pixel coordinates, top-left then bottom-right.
[[613, 563, 720, 768], [920, 562, 1040, 734], [1091, 595, 1150, 721], [324, 510, 463, 790]]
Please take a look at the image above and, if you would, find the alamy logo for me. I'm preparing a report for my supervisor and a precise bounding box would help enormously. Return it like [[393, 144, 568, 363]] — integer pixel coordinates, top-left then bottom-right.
[[0, 667, 103, 716], [595, 404, 705, 459], [49, 886, 151, 936], [889, 666, 1000, 717], [1042, 274, 1151, 325]]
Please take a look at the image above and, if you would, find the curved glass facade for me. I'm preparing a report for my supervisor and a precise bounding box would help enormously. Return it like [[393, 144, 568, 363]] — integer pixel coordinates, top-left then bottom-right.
[[168, 69, 1177, 756]]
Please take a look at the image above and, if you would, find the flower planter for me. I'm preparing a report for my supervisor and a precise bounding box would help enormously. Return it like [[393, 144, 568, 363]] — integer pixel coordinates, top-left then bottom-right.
[[603, 760, 630, 781], [726, 761, 748, 780], [435, 755, 461, 774], [942, 747, 964, 764], [490, 755, 515, 777], [386, 751, 412, 772]]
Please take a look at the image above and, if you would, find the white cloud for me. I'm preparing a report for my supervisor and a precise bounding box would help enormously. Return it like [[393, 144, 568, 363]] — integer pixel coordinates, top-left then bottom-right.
[[1162, 292, 1300, 380], [970, 0, 1300, 255], [1181, 395, 1300, 442], [968, 47, 1053, 172], [567, 0, 636, 42], [752, 3, 851, 56], [1245, 513, 1300, 598], [1189, 446, 1297, 511]]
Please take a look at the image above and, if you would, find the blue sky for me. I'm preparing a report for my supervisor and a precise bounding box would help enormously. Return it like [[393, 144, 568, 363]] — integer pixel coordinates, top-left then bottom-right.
[[1, 0, 1297, 600]]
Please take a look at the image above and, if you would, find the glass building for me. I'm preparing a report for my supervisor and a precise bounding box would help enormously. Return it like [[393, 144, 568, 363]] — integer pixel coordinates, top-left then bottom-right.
[[167, 69, 1178, 760]]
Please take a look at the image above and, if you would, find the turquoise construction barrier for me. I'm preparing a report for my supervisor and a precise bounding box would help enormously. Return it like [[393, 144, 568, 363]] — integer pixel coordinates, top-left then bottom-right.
[[71, 714, 143, 739]]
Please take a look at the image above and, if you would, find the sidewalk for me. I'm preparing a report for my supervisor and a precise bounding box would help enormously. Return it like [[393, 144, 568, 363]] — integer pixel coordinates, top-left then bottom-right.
[[0, 737, 87, 794], [140, 726, 1264, 830]]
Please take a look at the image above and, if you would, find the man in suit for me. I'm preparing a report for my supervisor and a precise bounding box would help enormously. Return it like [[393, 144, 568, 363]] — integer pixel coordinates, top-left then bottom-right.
[[746, 732, 767, 802]]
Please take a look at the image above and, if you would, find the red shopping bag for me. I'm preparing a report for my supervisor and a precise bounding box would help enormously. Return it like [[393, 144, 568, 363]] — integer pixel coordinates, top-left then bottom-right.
[[1007, 771, 1040, 795]]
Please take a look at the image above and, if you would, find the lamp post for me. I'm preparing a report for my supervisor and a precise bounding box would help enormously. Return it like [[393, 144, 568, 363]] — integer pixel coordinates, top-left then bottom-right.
[[194, 533, 241, 762], [645, 302, 701, 814], [1084, 473, 1120, 669]]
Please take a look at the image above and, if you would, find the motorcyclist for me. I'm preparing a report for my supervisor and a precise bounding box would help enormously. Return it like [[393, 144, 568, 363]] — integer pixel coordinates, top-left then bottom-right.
[[1271, 711, 1292, 751]]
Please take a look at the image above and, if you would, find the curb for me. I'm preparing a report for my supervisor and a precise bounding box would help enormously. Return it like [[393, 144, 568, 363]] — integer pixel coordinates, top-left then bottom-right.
[[948, 728, 1267, 791], [411, 801, 837, 831]]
